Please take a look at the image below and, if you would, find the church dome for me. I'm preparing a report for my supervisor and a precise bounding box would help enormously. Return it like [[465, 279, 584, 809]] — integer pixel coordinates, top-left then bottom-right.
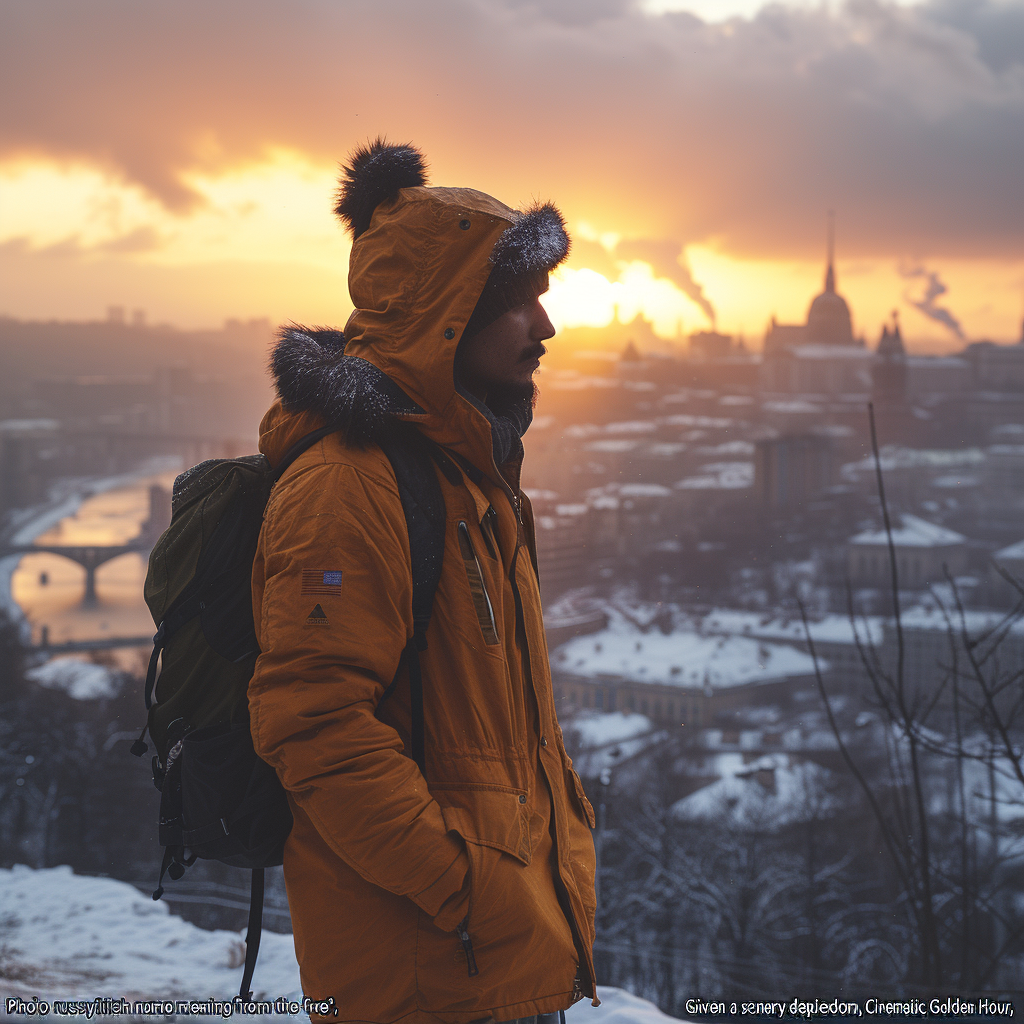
[[806, 262, 854, 346]]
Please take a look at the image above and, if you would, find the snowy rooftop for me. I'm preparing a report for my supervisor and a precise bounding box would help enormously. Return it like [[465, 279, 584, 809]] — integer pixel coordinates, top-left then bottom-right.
[[570, 711, 654, 748], [676, 462, 753, 490], [619, 483, 672, 498], [552, 617, 821, 690], [761, 400, 821, 414], [660, 414, 734, 429], [603, 420, 657, 434], [696, 608, 883, 647], [585, 439, 640, 453], [995, 538, 1024, 562], [696, 440, 755, 456], [843, 446, 985, 474], [849, 513, 966, 548], [790, 345, 872, 360], [672, 754, 837, 828]]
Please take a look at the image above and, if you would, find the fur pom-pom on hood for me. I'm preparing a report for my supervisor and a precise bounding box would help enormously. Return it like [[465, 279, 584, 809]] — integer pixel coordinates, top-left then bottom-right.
[[334, 139, 428, 240], [489, 202, 570, 277]]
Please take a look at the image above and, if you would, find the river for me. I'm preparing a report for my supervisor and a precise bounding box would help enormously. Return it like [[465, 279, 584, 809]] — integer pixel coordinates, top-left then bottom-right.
[[5, 463, 180, 674]]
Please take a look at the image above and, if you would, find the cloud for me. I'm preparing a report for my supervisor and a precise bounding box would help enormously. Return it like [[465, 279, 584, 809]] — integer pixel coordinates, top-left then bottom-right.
[[614, 238, 716, 324], [899, 262, 965, 338], [0, 0, 1022, 258]]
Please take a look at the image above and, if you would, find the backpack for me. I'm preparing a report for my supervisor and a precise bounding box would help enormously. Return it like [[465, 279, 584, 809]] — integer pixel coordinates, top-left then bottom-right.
[[132, 422, 459, 999]]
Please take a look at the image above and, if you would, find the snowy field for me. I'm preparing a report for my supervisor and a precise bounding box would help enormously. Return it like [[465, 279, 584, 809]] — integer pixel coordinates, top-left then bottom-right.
[[0, 866, 682, 1023]]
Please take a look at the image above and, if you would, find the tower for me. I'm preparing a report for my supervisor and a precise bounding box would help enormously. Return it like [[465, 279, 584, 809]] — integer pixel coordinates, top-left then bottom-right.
[[873, 310, 908, 403], [805, 211, 856, 346]]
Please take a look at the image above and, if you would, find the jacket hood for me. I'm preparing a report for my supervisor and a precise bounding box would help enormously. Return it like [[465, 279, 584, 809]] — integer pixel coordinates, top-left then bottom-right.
[[259, 141, 569, 476]]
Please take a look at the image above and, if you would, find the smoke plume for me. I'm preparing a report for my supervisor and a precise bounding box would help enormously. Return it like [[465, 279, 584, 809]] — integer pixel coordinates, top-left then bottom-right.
[[899, 263, 965, 339], [615, 239, 717, 326]]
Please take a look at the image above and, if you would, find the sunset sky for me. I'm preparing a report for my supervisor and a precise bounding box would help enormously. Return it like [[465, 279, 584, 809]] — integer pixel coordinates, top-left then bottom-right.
[[2, 0, 1022, 352]]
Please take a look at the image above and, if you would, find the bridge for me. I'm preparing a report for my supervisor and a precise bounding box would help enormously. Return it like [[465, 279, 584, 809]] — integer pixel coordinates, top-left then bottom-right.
[[31, 632, 154, 653], [0, 539, 152, 604]]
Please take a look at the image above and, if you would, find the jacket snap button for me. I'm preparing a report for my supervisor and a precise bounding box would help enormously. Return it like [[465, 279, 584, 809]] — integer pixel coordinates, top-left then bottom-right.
[[518, 794, 527, 804], [540, 737, 548, 747], [459, 219, 471, 230], [444, 328, 455, 340]]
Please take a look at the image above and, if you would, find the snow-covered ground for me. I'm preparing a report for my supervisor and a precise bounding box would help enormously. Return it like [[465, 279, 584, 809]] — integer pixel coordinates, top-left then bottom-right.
[[0, 866, 682, 1022], [24, 656, 123, 700]]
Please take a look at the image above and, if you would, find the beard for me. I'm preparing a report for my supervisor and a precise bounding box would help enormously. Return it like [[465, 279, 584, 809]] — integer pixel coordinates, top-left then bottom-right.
[[486, 379, 539, 414]]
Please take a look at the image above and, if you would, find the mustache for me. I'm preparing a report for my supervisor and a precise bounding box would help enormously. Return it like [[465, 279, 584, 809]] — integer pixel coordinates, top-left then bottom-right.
[[520, 344, 547, 363]]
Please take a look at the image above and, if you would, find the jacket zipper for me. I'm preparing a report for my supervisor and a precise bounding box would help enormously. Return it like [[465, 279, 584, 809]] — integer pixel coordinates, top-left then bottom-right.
[[504, 498, 597, 998], [457, 521, 500, 644], [456, 916, 479, 977], [480, 505, 499, 560]]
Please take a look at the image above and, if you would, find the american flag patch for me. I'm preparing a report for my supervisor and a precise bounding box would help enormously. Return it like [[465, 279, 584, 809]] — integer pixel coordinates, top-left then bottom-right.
[[301, 569, 344, 596]]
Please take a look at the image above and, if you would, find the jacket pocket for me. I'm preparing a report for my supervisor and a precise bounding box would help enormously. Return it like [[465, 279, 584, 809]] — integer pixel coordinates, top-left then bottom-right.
[[567, 767, 596, 829], [458, 521, 500, 645], [416, 835, 577, 1016]]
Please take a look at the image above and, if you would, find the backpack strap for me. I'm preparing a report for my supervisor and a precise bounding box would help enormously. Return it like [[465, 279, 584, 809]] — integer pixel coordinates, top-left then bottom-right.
[[271, 424, 337, 484], [376, 427, 449, 775], [238, 868, 265, 1002]]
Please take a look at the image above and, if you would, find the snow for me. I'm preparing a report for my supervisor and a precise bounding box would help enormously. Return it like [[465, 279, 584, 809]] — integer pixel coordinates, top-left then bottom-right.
[[675, 462, 753, 490], [570, 711, 654, 747], [696, 441, 755, 456], [552, 617, 822, 689], [849, 514, 966, 548], [761, 400, 821, 414], [0, 865, 301, 1012], [618, 484, 671, 498], [602, 421, 657, 434], [0, 866, 682, 1023], [672, 754, 837, 828], [931, 474, 979, 489], [696, 607, 883, 647], [994, 538, 1024, 562], [25, 656, 122, 700], [843, 446, 985, 475], [585, 440, 640, 454], [660, 414, 733, 429], [567, 987, 683, 1024]]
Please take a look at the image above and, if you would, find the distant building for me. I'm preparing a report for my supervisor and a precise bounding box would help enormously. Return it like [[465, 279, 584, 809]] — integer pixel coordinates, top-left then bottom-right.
[[688, 330, 734, 361], [551, 620, 820, 726], [620, 339, 642, 364], [963, 338, 1024, 392], [990, 538, 1024, 606], [872, 313, 908, 404], [0, 419, 60, 515], [754, 433, 833, 508], [760, 217, 871, 394], [847, 514, 969, 589]]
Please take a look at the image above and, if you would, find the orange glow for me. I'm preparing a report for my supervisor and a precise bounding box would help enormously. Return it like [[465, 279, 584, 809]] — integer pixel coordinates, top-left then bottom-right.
[[1, 155, 1021, 348]]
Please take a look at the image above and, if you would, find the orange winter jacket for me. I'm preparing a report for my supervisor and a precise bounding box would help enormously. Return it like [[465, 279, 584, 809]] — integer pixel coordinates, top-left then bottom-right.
[[248, 183, 597, 1023]]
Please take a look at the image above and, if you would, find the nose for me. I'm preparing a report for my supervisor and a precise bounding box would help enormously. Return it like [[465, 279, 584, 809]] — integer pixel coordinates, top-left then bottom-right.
[[531, 297, 556, 343]]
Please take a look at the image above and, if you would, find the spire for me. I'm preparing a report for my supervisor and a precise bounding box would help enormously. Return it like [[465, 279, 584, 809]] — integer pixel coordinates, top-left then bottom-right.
[[824, 209, 835, 293]]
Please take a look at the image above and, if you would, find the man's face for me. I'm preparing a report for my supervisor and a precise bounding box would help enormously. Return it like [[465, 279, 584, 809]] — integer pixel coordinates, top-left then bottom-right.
[[455, 296, 555, 403]]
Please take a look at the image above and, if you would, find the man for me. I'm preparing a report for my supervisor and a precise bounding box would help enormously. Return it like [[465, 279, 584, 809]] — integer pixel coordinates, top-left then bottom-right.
[[249, 140, 598, 1023]]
